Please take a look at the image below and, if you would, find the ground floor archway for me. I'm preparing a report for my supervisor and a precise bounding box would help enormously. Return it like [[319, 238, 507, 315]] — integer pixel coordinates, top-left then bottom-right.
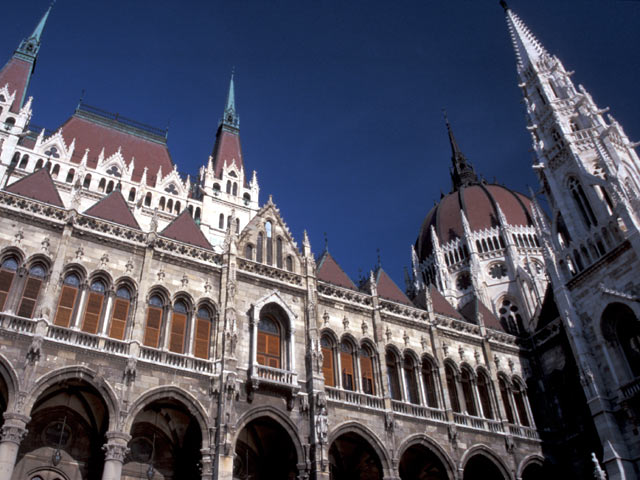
[[463, 454, 507, 480], [329, 432, 383, 480], [399, 443, 450, 480], [521, 462, 545, 480], [233, 416, 298, 480]]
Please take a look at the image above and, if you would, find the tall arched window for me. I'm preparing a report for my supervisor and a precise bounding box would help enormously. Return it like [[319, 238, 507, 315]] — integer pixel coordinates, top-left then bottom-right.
[[144, 193, 152, 207], [256, 233, 264, 263], [51, 164, 60, 179], [219, 213, 224, 229], [605, 303, 640, 377], [159, 197, 166, 211], [81, 279, 107, 334], [18, 155, 28, 169], [320, 335, 335, 387], [35, 159, 44, 170], [403, 355, 420, 404], [108, 286, 131, 340], [83, 174, 92, 189], [65, 169, 75, 184], [232, 182, 238, 196], [17, 264, 46, 318], [235, 218, 240, 234], [276, 237, 283, 269], [226, 181, 231, 194], [54, 273, 80, 327], [512, 381, 530, 427], [245, 244, 254, 260], [360, 346, 375, 395], [445, 364, 461, 413], [257, 315, 281, 368], [193, 305, 213, 359], [340, 341, 356, 391], [265, 222, 273, 265], [128, 188, 136, 202], [460, 368, 477, 416], [422, 358, 439, 408], [477, 371, 494, 419], [167, 199, 173, 212], [499, 299, 523, 335], [499, 377, 515, 423], [386, 350, 402, 401], [0, 258, 18, 311], [143, 295, 164, 348], [286, 256, 293, 272], [568, 177, 597, 227], [169, 300, 188, 354], [98, 178, 106, 193]]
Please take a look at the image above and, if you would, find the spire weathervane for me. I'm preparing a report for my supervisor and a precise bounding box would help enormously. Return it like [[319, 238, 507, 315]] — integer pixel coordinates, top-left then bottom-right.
[[443, 110, 478, 191]]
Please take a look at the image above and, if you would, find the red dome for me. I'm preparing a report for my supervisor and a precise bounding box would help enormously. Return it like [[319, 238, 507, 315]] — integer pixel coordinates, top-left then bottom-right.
[[415, 184, 534, 262]]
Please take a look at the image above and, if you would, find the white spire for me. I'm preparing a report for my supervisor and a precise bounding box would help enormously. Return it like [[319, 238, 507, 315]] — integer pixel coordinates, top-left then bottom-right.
[[503, 3, 549, 72]]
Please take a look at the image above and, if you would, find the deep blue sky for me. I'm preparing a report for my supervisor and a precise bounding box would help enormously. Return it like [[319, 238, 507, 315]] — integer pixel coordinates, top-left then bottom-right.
[[2, 1, 639, 289]]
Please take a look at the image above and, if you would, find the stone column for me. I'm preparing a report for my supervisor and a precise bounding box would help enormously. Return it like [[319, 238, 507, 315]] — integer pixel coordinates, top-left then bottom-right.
[[200, 448, 213, 480], [0, 412, 29, 480], [101, 431, 130, 480]]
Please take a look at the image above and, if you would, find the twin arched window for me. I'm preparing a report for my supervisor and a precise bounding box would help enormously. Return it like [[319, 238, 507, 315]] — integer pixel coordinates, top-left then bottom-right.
[[321, 335, 377, 395], [568, 177, 597, 228], [0, 258, 18, 311], [0, 258, 46, 318]]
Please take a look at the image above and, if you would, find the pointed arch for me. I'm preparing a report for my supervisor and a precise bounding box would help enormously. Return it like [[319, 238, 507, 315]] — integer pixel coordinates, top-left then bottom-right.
[[459, 444, 510, 480], [328, 421, 392, 474], [396, 433, 456, 480], [0, 352, 20, 411]]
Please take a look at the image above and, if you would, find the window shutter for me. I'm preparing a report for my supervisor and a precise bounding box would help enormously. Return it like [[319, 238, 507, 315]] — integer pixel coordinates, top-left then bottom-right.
[[143, 307, 163, 348], [108, 298, 129, 340], [169, 312, 187, 353], [81, 292, 104, 334], [361, 356, 375, 395], [257, 331, 267, 365], [54, 285, 78, 327], [193, 317, 211, 359], [17, 277, 42, 318], [322, 347, 334, 387], [0, 270, 15, 311], [341, 351, 354, 390]]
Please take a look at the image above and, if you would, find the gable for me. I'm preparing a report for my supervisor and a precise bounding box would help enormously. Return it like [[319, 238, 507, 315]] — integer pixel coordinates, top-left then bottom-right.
[[160, 210, 212, 250], [316, 251, 357, 290], [376, 269, 413, 306], [83, 190, 140, 229], [5, 168, 65, 207]]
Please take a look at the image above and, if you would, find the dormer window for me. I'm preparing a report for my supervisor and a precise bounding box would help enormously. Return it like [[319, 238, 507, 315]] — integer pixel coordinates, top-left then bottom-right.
[[44, 146, 60, 158], [106, 165, 121, 177], [229, 171, 237, 178]]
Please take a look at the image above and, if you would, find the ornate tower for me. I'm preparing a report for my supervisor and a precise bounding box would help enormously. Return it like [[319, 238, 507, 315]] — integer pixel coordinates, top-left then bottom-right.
[[503, 2, 640, 478]]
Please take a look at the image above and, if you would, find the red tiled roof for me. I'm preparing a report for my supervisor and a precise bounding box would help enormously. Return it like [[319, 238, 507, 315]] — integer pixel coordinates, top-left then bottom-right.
[[376, 268, 413, 306], [83, 190, 140, 229], [415, 184, 534, 261], [459, 297, 504, 332], [211, 128, 243, 179], [59, 115, 174, 186], [429, 286, 463, 320], [160, 210, 212, 250], [5, 168, 64, 207], [316, 251, 357, 290], [0, 57, 31, 113]]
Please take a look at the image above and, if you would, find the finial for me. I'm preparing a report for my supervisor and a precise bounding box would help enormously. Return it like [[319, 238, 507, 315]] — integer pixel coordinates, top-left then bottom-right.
[[499, 0, 509, 12], [76, 89, 85, 111], [323, 232, 328, 252], [376, 248, 381, 268]]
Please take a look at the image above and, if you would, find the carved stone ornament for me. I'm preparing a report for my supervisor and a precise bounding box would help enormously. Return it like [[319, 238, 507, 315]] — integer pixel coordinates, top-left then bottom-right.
[[315, 406, 329, 444], [458, 346, 465, 361], [13, 228, 24, 246], [385, 327, 392, 342], [421, 336, 428, 351], [323, 311, 329, 326], [494, 355, 501, 369], [447, 424, 457, 446], [41, 236, 50, 254], [181, 273, 189, 288], [442, 342, 449, 357], [204, 278, 212, 294], [125, 257, 134, 274], [26, 335, 43, 363], [0, 425, 27, 444], [474, 350, 481, 365], [403, 331, 410, 346], [504, 435, 515, 454], [100, 253, 109, 268], [508, 358, 515, 372], [103, 442, 129, 462], [123, 356, 137, 384], [342, 316, 349, 330], [361, 321, 368, 335], [592, 452, 607, 480], [299, 393, 309, 412], [384, 411, 394, 432], [75, 245, 84, 260], [157, 266, 165, 282]]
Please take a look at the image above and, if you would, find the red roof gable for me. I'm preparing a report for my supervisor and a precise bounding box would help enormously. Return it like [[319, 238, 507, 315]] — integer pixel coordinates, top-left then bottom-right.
[[5, 168, 64, 207], [376, 268, 413, 306], [212, 128, 243, 179], [83, 190, 140, 229], [429, 286, 463, 320], [59, 112, 174, 187], [0, 57, 31, 113], [316, 251, 357, 290], [160, 210, 212, 250], [460, 297, 504, 332]]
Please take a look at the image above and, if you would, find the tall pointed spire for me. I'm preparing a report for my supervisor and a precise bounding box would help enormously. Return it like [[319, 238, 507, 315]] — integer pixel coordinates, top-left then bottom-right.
[[444, 111, 478, 191], [501, 2, 549, 73], [0, 3, 54, 111], [221, 70, 239, 131]]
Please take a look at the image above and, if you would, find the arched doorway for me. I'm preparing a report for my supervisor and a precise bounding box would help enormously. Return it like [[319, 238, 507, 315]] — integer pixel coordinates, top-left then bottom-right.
[[329, 432, 383, 480], [399, 444, 449, 480], [233, 416, 298, 480], [124, 397, 203, 479], [521, 462, 544, 480], [463, 454, 506, 480], [13, 379, 109, 480]]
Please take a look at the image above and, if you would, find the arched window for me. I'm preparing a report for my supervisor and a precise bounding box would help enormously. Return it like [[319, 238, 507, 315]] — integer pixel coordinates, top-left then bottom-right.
[[81, 279, 107, 334], [195, 207, 201, 222], [98, 178, 106, 192], [175, 201, 181, 213], [244, 244, 254, 260], [265, 222, 273, 265], [159, 197, 166, 211], [35, 159, 44, 170], [276, 237, 283, 269], [17, 264, 46, 318], [108, 286, 131, 340], [169, 300, 188, 354], [167, 199, 173, 212], [106, 180, 114, 193], [512, 380, 530, 427], [19, 155, 29, 169], [320, 335, 335, 387], [232, 182, 238, 196], [51, 164, 60, 179], [445, 364, 461, 413], [193, 306, 213, 359], [460, 368, 477, 416], [286, 255, 293, 272], [226, 181, 231, 194], [340, 341, 356, 391], [227, 215, 231, 230], [257, 315, 281, 368], [386, 350, 402, 401], [143, 294, 164, 348], [404, 355, 420, 404], [360, 346, 375, 395], [499, 377, 515, 423], [144, 193, 152, 207], [568, 177, 597, 227], [477, 371, 494, 419], [422, 358, 439, 408], [0, 258, 18, 311], [83, 174, 92, 189], [188, 205, 194, 216], [127, 188, 136, 202], [499, 299, 523, 335], [256, 233, 264, 263], [218, 213, 224, 230], [54, 273, 80, 327], [65, 169, 75, 184], [605, 303, 640, 378], [235, 218, 240, 234]]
